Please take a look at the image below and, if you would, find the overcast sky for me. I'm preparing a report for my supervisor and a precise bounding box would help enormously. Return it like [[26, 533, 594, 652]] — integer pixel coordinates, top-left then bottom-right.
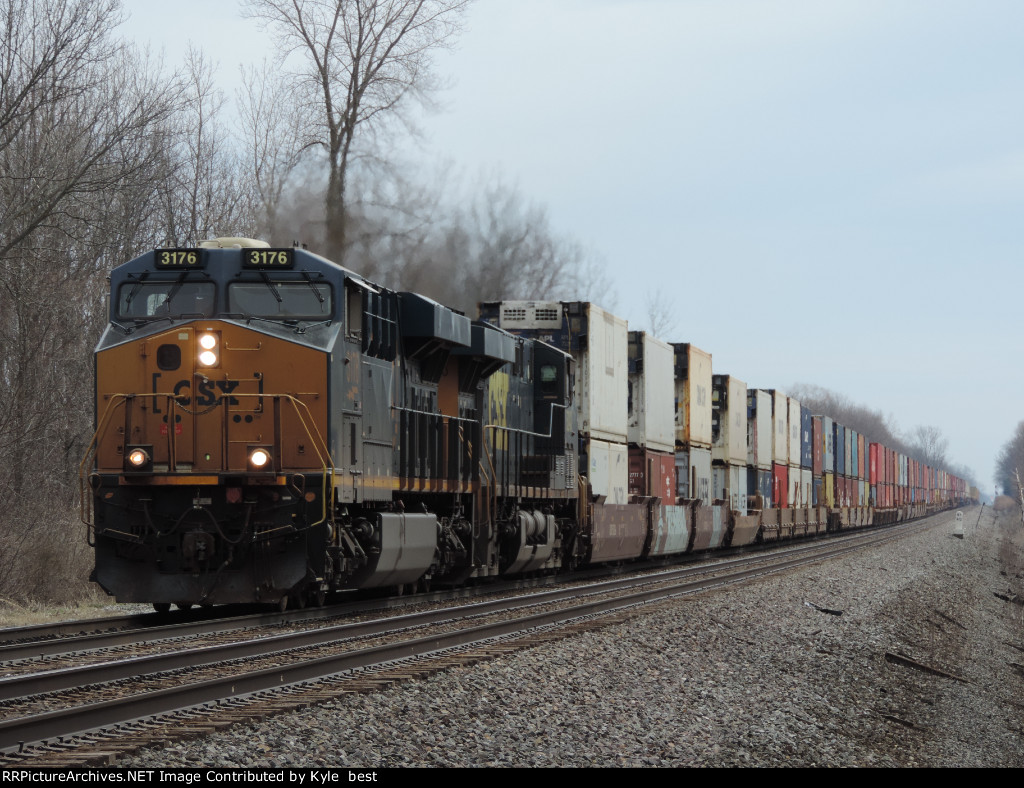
[[122, 0, 1023, 497]]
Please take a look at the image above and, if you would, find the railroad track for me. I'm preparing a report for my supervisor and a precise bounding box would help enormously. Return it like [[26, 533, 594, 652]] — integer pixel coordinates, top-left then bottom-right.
[[0, 517, 937, 767]]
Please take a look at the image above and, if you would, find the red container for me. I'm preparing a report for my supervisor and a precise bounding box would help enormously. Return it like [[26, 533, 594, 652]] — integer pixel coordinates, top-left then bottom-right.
[[629, 448, 676, 501], [772, 463, 789, 508], [869, 443, 880, 485]]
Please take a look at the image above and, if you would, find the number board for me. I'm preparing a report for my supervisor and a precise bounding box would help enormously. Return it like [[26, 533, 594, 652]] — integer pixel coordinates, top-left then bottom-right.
[[243, 249, 294, 269], [154, 249, 203, 268]]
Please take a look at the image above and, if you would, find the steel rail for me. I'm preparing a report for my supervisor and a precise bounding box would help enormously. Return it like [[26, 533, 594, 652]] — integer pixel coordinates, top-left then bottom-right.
[[0, 517, 937, 753]]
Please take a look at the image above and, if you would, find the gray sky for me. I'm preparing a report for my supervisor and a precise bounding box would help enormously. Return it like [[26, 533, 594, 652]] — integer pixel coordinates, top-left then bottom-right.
[[123, 0, 1023, 496]]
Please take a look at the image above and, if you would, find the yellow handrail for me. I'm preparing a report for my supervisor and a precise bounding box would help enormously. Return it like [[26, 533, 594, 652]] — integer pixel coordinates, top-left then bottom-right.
[[80, 391, 336, 535]]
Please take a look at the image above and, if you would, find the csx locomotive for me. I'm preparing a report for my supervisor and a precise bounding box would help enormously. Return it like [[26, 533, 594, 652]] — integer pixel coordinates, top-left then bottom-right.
[[82, 238, 968, 611]]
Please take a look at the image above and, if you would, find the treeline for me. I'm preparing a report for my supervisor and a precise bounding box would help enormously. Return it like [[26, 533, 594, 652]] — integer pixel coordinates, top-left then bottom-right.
[[0, 0, 601, 603], [789, 384, 977, 487], [995, 424, 1024, 503]]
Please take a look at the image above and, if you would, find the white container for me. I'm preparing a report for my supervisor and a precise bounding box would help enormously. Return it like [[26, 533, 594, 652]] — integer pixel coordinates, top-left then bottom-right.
[[767, 390, 788, 465], [628, 332, 674, 453], [801, 469, 813, 508], [487, 300, 628, 444], [747, 389, 772, 470], [713, 463, 748, 514], [673, 344, 712, 449], [712, 375, 748, 466], [688, 446, 713, 506], [587, 438, 629, 505], [787, 396, 801, 468]]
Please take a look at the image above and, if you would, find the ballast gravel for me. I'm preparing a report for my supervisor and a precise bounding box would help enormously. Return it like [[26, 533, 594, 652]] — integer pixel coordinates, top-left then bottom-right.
[[122, 508, 1024, 768]]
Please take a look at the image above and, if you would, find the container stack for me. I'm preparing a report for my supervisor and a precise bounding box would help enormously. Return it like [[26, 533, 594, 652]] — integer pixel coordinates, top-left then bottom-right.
[[672, 344, 713, 505], [822, 415, 835, 508], [711, 374, 748, 514], [746, 390, 773, 510], [764, 390, 789, 509], [627, 331, 676, 501], [479, 300, 629, 504]]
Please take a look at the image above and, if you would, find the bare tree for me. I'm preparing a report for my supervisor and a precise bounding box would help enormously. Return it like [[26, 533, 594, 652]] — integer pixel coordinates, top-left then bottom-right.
[[159, 47, 256, 245], [0, 0, 198, 602], [241, 0, 471, 261], [0, 0, 182, 259], [904, 424, 950, 469], [238, 60, 310, 242], [995, 421, 1024, 498], [644, 289, 678, 340]]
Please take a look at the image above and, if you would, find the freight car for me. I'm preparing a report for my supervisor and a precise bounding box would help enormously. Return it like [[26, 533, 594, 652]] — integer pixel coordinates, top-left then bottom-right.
[[81, 239, 970, 611]]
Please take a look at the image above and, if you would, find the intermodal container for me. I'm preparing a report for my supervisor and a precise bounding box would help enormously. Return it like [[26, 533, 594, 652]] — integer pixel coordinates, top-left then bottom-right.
[[712, 374, 748, 466], [772, 462, 788, 508], [766, 390, 789, 465], [800, 407, 813, 469], [627, 332, 674, 453], [812, 417, 823, 476], [787, 396, 801, 468], [483, 300, 627, 443], [587, 438, 629, 504], [822, 416, 835, 473], [712, 463, 748, 513], [673, 344, 713, 449], [628, 448, 676, 501], [747, 389, 773, 470]]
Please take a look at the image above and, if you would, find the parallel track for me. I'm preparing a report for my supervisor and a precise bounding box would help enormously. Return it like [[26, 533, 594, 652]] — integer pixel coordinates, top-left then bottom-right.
[[0, 515, 941, 765]]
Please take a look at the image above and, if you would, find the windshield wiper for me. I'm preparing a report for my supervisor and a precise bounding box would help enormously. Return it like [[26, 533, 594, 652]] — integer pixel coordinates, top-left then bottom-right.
[[122, 272, 149, 308], [161, 269, 192, 310], [300, 270, 326, 309], [259, 270, 283, 303]]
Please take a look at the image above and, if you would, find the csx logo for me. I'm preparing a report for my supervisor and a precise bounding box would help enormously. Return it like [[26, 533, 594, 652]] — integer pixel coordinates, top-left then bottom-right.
[[152, 374, 246, 411]]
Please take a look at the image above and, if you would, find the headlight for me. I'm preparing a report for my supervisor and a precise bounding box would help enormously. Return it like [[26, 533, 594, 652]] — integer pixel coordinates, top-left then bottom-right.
[[124, 445, 153, 473], [248, 446, 273, 473], [197, 331, 220, 367]]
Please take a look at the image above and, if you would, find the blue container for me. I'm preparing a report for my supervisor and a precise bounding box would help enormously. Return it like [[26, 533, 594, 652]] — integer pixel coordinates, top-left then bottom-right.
[[834, 423, 846, 476], [800, 407, 813, 469]]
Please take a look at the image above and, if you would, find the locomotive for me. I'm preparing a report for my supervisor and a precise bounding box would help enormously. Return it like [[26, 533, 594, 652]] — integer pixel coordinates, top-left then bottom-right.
[[81, 238, 969, 611]]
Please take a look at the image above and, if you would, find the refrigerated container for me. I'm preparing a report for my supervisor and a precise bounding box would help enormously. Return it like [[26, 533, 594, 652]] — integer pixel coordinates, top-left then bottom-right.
[[673, 344, 713, 449], [712, 374, 748, 466], [746, 389, 773, 470], [482, 300, 628, 443], [627, 331, 674, 453]]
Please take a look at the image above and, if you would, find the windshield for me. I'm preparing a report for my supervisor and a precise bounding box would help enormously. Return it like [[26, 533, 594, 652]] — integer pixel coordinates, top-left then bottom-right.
[[228, 282, 332, 318], [118, 281, 215, 319]]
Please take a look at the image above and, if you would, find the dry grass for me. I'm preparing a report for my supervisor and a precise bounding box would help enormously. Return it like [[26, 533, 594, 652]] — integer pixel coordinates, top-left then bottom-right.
[[0, 590, 125, 629]]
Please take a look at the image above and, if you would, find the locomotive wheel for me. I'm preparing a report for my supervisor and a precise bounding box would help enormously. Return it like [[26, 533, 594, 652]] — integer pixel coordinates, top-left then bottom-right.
[[309, 587, 327, 607], [291, 591, 307, 610], [175, 602, 193, 611], [153, 602, 171, 614], [278, 595, 288, 612]]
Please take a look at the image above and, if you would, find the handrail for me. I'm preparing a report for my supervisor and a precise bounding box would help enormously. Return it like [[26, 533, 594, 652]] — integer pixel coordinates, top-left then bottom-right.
[[80, 392, 336, 536]]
